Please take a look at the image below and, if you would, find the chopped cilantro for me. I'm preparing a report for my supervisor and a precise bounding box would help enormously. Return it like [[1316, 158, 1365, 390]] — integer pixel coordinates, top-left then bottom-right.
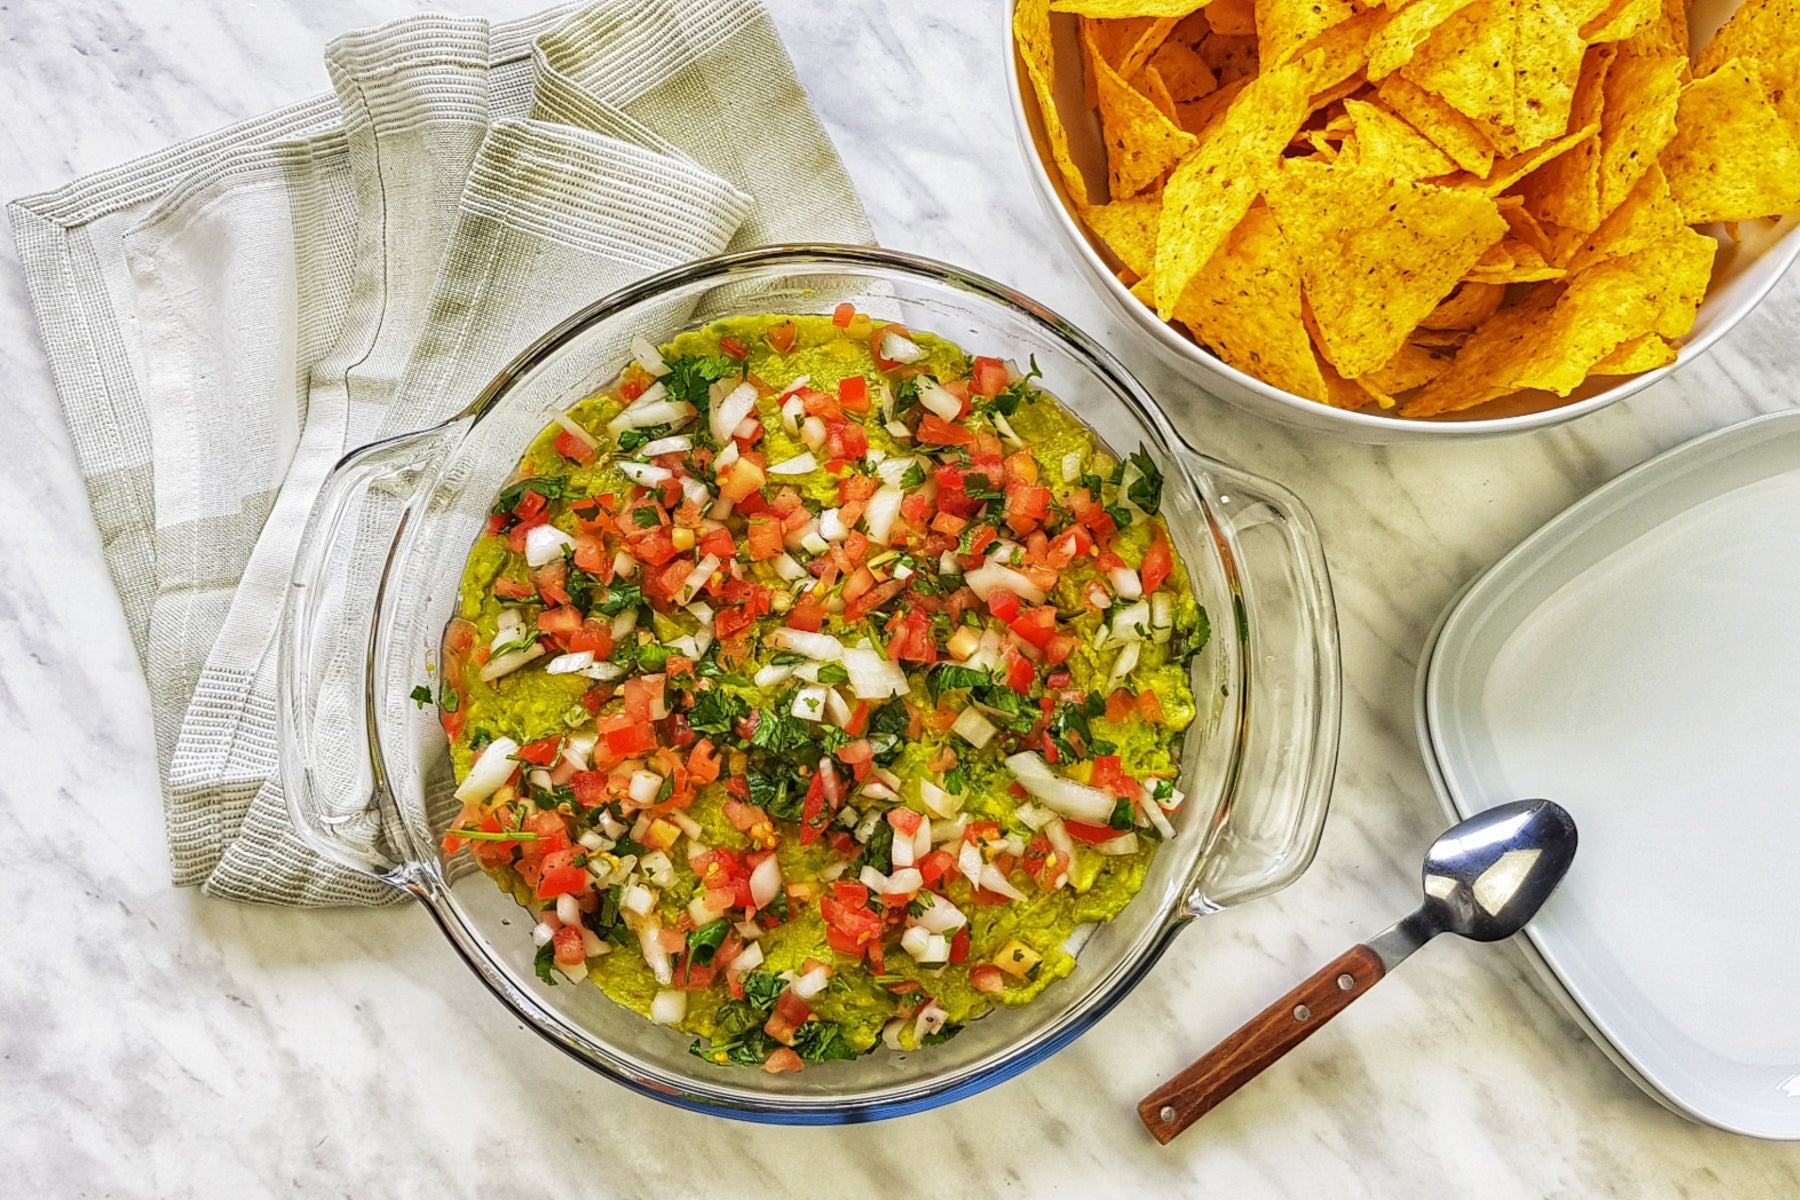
[[1103, 502, 1135, 530], [689, 688, 747, 737], [928, 663, 990, 702], [533, 941, 559, 986], [944, 764, 970, 795], [919, 1023, 963, 1046], [749, 703, 812, 756], [898, 462, 927, 489], [792, 1020, 859, 1063], [963, 472, 1003, 501], [409, 684, 433, 708], [855, 821, 894, 875], [750, 771, 800, 820], [816, 662, 850, 685], [491, 475, 567, 516], [1109, 795, 1136, 831], [687, 918, 730, 966], [617, 423, 671, 453], [741, 970, 784, 1012], [1127, 449, 1164, 515], [595, 582, 643, 615]]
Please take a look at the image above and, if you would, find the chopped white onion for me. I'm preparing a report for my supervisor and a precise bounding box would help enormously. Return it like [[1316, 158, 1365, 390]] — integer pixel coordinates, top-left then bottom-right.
[[622, 884, 656, 917], [792, 965, 831, 1001], [801, 416, 827, 453], [1063, 451, 1084, 483], [1005, 752, 1115, 824], [914, 892, 968, 934], [768, 451, 817, 476], [1109, 641, 1142, 684], [979, 863, 1029, 901], [951, 707, 998, 749], [532, 921, 556, 947], [914, 1001, 949, 1042], [638, 921, 672, 986], [711, 382, 759, 446], [767, 628, 845, 661], [650, 988, 688, 1025], [617, 461, 672, 487], [918, 380, 962, 420], [556, 959, 588, 983], [1140, 792, 1177, 840], [791, 685, 829, 722], [550, 411, 599, 450], [639, 433, 694, 458], [946, 625, 981, 661], [1109, 566, 1144, 601], [884, 867, 923, 896], [779, 374, 811, 397], [1094, 831, 1141, 856], [454, 737, 520, 803], [555, 893, 581, 926], [524, 523, 575, 567], [886, 420, 913, 440], [874, 456, 918, 486], [753, 663, 797, 689], [994, 412, 1025, 449], [607, 394, 694, 436], [863, 484, 905, 545], [577, 660, 627, 682], [728, 942, 765, 974], [819, 507, 848, 542], [680, 554, 721, 603], [477, 643, 544, 683], [1110, 600, 1152, 643], [842, 645, 909, 699], [957, 839, 985, 889], [919, 781, 962, 819], [823, 686, 852, 728], [544, 650, 594, 675], [780, 395, 805, 436], [613, 550, 638, 580], [750, 854, 783, 910], [628, 770, 665, 806], [632, 335, 669, 377], [880, 330, 926, 364], [800, 530, 830, 555], [964, 561, 1046, 605], [900, 924, 939, 964], [680, 476, 712, 509], [859, 865, 891, 893]]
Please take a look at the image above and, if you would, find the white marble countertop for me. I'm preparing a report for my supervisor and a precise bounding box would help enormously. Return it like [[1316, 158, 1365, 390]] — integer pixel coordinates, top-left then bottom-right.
[[4, 1, 1799, 1195]]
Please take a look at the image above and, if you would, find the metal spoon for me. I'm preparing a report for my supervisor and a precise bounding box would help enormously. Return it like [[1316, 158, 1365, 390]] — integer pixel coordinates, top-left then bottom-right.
[[1139, 798, 1578, 1144]]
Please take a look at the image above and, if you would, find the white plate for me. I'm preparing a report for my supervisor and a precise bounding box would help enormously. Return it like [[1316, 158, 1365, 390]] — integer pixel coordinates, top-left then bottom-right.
[[1417, 412, 1800, 1139]]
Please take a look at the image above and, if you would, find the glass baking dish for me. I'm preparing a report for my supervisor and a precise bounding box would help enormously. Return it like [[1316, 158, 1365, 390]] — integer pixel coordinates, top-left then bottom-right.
[[279, 245, 1340, 1123]]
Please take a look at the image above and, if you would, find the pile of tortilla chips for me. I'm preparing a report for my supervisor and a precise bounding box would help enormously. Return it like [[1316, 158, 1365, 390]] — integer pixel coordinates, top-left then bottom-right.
[[1014, 0, 1800, 417]]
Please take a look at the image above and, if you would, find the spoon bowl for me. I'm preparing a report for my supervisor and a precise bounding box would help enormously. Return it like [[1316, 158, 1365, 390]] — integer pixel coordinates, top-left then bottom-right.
[[1420, 799, 1580, 943]]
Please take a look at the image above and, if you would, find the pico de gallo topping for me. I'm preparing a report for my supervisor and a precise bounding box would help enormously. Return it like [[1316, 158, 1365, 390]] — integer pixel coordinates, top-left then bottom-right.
[[434, 312, 1208, 1070]]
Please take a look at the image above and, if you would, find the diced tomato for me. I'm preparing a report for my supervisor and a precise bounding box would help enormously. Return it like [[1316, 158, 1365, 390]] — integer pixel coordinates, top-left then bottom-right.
[[515, 736, 561, 766], [965, 525, 998, 557], [763, 1048, 805, 1074], [1089, 754, 1132, 798], [900, 491, 933, 524], [787, 594, 827, 633], [552, 925, 586, 966], [568, 619, 614, 657], [766, 320, 798, 354], [1004, 652, 1035, 694], [889, 808, 922, 836], [533, 560, 571, 608], [699, 527, 736, 559], [569, 770, 609, 807], [832, 302, 856, 328], [494, 576, 535, 601], [949, 927, 971, 964], [743, 516, 783, 561], [1044, 633, 1078, 666], [1008, 605, 1057, 649], [537, 862, 588, 900], [601, 718, 657, 758], [838, 374, 870, 413], [714, 605, 756, 639], [553, 428, 596, 464], [843, 578, 905, 624], [623, 675, 665, 724], [919, 849, 955, 888], [1140, 530, 1173, 595], [688, 738, 722, 784], [799, 772, 827, 845], [986, 588, 1022, 623], [1107, 688, 1134, 723], [916, 413, 974, 446], [971, 356, 1009, 398], [719, 335, 750, 360], [514, 489, 549, 526], [572, 534, 610, 574], [1004, 484, 1053, 535], [970, 964, 1006, 994], [824, 418, 869, 461], [1064, 820, 1118, 845], [869, 323, 914, 372], [717, 457, 766, 504], [627, 525, 678, 567], [887, 610, 938, 664], [1138, 689, 1165, 725]]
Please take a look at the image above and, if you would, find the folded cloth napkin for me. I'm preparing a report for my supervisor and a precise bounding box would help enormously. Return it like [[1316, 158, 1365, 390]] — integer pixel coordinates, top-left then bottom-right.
[[10, 0, 872, 905]]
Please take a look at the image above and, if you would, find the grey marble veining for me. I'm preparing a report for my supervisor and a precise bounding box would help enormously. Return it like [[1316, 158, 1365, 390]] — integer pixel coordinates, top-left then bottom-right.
[[4, 1, 1800, 1196]]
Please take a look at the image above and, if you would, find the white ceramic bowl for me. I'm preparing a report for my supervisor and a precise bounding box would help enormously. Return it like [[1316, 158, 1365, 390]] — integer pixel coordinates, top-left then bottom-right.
[[1003, 1, 1800, 444]]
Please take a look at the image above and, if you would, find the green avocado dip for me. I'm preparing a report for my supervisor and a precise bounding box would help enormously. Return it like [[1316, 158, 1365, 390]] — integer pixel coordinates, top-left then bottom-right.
[[433, 309, 1208, 1072]]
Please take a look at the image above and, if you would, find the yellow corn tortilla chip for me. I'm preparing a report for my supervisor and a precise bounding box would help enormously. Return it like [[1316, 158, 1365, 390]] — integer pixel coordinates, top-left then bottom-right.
[[1564, 163, 1682, 272], [1258, 0, 1358, 70], [1300, 7, 1395, 106], [1420, 280, 1508, 328], [1083, 194, 1164, 276], [1053, 0, 1208, 15], [1154, 53, 1317, 318], [1341, 98, 1459, 178], [1088, 22, 1201, 197], [1129, 272, 1158, 307], [1621, 0, 1689, 59], [1088, 15, 1182, 79], [1696, 0, 1800, 141], [1137, 63, 1180, 119], [1498, 198, 1558, 259], [1465, 121, 1597, 195], [1465, 236, 1566, 282], [1178, 77, 1250, 134], [1403, 228, 1714, 414], [1597, 52, 1685, 217], [1197, 33, 1260, 84], [1267, 158, 1509, 376], [1148, 37, 1219, 102], [1016, 0, 1091, 207], [1663, 58, 1800, 223], [1591, 331, 1677, 373], [1509, 0, 1590, 155], [1205, 0, 1258, 37], [1175, 204, 1332, 402], [1582, 0, 1658, 42], [1362, 339, 1458, 394], [1517, 45, 1613, 235], [1367, 0, 1481, 81], [1401, 0, 1515, 132], [1411, 326, 1475, 347], [1379, 75, 1497, 175], [1318, 360, 1380, 409]]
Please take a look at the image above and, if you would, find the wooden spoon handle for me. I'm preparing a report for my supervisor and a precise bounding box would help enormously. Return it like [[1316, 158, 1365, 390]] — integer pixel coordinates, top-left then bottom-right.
[[1137, 944, 1386, 1144]]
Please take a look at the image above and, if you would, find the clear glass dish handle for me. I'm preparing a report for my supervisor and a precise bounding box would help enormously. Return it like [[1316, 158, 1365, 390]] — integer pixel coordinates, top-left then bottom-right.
[[1179, 451, 1342, 915], [279, 428, 443, 884]]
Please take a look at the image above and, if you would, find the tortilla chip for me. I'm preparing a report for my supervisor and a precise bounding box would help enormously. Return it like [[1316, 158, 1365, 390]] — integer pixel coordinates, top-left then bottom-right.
[[1465, 236, 1566, 282], [1401, 0, 1515, 133], [1052, 0, 1207, 15], [1366, 0, 1480, 81], [1509, 0, 1590, 155], [1517, 45, 1613, 234], [1696, 0, 1800, 140], [1499, 199, 1559, 259], [1319, 360, 1379, 408], [1154, 53, 1316, 318], [1591, 331, 1677, 373], [1403, 228, 1714, 414], [1379, 75, 1498, 175], [1621, 0, 1689, 59], [1419, 280, 1507, 328], [1016, 0, 1091, 206], [1469, 122, 1597, 194], [1137, 63, 1180, 119], [1267, 158, 1510, 376], [1582, 0, 1659, 42], [1178, 77, 1251, 134], [1259, 0, 1358, 70], [1564, 162, 1682, 272], [1299, 7, 1396, 109], [1089, 22, 1201, 197], [1149, 38, 1219, 102], [1205, 0, 1258, 37], [1663, 58, 1800, 223], [1597, 52, 1685, 217], [1129, 272, 1158, 307], [1411, 326, 1475, 347], [1197, 33, 1260, 85], [1089, 15, 1183, 78], [1083, 194, 1164, 276], [1362, 339, 1458, 394], [1175, 204, 1332, 401], [1343, 97, 1459, 178]]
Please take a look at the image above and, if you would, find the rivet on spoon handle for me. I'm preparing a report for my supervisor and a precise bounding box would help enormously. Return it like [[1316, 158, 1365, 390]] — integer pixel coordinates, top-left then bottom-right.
[[1137, 945, 1386, 1144]]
